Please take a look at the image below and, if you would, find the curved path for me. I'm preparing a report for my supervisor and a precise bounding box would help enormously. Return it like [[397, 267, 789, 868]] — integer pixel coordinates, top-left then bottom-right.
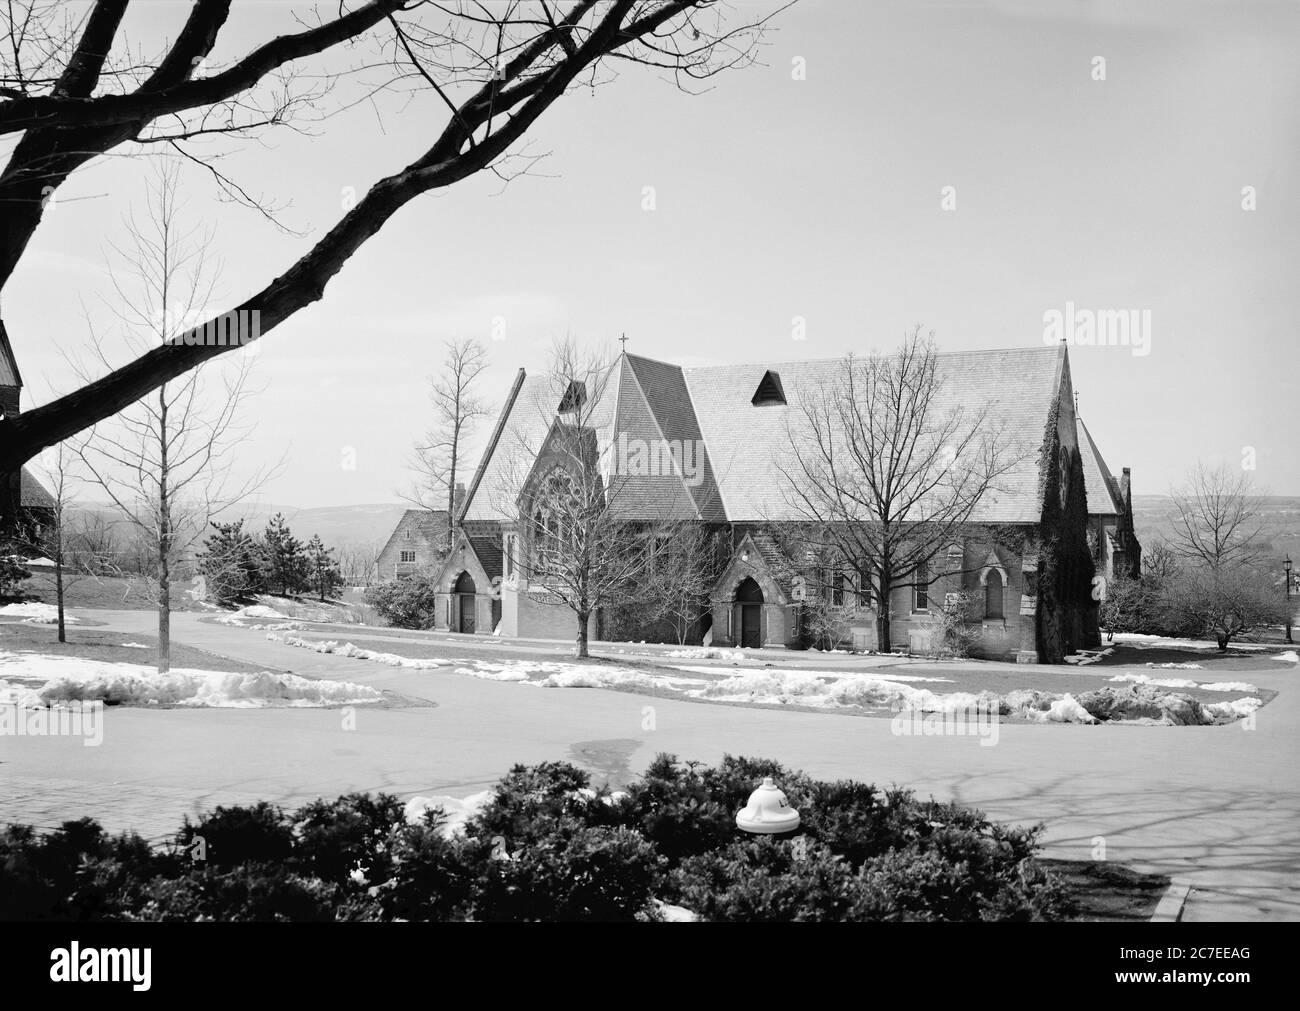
[[1, 610, 1296, 921]]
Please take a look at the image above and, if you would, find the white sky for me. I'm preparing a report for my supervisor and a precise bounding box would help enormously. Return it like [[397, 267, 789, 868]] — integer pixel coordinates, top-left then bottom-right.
[[6, 0, 1299, 507]]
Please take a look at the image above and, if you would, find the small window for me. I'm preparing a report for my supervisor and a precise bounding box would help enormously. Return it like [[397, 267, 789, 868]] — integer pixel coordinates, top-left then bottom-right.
[[400, 550, 416, 563], [505, 536, 514, 578], [403, 529, 411, 540], [831, 572, 845, 607], [985, 569, 1004, 619], [914, 562, 929, 611], [750, 370, 787, 407]]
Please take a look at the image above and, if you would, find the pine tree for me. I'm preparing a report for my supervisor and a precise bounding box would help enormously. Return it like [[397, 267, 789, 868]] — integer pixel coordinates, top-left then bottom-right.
[[306, 535, 343, 603], [264, 513, 309, 597], [197, 521, 264, 605]]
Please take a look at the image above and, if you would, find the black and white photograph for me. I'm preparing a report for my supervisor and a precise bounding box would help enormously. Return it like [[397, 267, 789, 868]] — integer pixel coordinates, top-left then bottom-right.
[[0, 0, 1295, 982]]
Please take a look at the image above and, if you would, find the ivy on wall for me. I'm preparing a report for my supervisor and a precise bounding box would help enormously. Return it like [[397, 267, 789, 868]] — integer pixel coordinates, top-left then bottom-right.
[[1034, 397, 1098, 663]]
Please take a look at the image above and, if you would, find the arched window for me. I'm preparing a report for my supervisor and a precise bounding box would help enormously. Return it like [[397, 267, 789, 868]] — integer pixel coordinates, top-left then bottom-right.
[[985, 568, 1004, 618]]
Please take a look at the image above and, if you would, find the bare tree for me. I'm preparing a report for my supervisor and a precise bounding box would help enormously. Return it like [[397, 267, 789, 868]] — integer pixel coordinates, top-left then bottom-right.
[[0, 1, 786, 501], [34, 441, 85, 642], [777, 328, 1022, 653], [1169, 463, 1270, 572], [407, 337, 490, 542], [73, 165, 267, 673], [337, 540, 383, 587], [1141, 539, 1181, 585], [644, 522, 725, 645], [1166, 566, 1288, 652]]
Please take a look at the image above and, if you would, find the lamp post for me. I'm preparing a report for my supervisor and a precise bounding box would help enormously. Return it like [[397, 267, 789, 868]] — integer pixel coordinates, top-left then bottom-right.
[[1285, 555, 1294, 644]]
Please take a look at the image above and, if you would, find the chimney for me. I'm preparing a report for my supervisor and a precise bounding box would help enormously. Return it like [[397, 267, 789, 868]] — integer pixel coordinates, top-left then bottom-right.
[[453, 482, 467, 517], [1120, 467, 1131, 505]]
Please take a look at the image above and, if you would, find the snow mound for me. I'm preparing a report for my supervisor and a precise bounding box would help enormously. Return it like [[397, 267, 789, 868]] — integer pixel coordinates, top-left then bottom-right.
[[0, 602, 77, 624], [0, 650, 382, 708], [1076, 683, 1255, 726], [272, 634, 443, 669], [120, 642, 149, 650], [1277, 650, 1298, 664], [1109, 673, 1257, 692], [663, 647, 748, 662], [404, 790, 493, 836]]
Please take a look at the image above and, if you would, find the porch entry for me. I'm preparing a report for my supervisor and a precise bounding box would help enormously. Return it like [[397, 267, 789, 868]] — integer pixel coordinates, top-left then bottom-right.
[[733, 577, 763, 648], [453, 571, 476, 634]]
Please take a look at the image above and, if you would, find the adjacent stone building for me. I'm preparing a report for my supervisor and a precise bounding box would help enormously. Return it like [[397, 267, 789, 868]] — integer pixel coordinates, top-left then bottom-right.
[[374, 508, 451, 581], [439, 345, 1139, 662]]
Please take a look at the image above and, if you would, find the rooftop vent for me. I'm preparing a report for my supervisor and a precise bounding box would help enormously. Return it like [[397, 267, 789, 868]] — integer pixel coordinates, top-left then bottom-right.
[[751, 370, 786, 407], [558, 380, 587, 414]]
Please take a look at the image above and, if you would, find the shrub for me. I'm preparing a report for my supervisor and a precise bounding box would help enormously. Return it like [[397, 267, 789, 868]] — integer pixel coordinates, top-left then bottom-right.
[[292, 793, 406, 887], [132, 865, 337, 922], [0, 818, 160, 921], [175, 802, 294, 869], [364, 574, 441, 629], [377, 819, 475, 922], [473, 818, 661, 922], [670, 837, 867, 922], [0, 756, 1072, 922]]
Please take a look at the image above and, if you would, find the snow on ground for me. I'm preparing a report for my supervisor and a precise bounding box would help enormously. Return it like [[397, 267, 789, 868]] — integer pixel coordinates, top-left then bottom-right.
[[271, 633, 445, 670], [0, 650, 383, 708], [216, 604, 304, 631], [120, 642, 149, 649], [453, 658, 708, 691], [1110, 633, 1269, 652], [662, 647, 749, 662], [0, 602, 78, 624], [1065, 647, 1114, 666], [1108, 673, 1258, 692], [258, 634, 1262, 727], [404, 790, 493, 836], [1144, 661, 1204, 670], [1278, 651, 1298, 664]]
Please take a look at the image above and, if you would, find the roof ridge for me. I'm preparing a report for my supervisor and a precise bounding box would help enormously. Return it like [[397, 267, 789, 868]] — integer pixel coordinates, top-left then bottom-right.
[[679, 345, 1062, 372]]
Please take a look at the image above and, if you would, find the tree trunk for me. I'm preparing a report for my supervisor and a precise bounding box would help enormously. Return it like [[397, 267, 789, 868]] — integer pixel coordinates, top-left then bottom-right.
[[876, 573, 892, 654], [1216, 634, 1228, 652], [55, 554, 66, 645], [157, 388, 171, 675], [576, 609, 590, 659]]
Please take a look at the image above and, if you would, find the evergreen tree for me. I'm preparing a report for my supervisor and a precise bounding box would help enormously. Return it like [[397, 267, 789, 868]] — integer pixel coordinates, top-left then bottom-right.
[[264, 513, 309, 596], [197, 521, 264, 605], [306, 535, 343, 603]]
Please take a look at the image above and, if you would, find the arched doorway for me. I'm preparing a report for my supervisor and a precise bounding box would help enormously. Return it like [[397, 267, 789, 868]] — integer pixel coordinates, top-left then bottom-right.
[[453, 571, 477, 634], [734, 577, 764, 648]]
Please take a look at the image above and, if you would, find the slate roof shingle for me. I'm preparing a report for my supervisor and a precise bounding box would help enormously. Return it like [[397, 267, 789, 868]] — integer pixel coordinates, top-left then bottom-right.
[[463, 346, 1072, 526]]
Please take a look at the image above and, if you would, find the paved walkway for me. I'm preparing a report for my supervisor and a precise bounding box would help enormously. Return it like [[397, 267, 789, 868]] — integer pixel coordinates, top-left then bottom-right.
[[2, 610, 1297, 921]]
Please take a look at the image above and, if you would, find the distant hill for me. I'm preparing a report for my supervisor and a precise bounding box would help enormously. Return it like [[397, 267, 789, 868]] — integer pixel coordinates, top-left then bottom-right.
[[68, 501, 409, 550], [1131, 494, 1300, 556]]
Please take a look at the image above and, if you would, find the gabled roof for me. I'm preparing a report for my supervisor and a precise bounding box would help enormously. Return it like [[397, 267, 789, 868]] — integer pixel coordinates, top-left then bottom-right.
[[20, 467, 54, 510], [463, 345, 1077, 526], [0, 319, 22, 389], [681, 346, 1064, 523], [378, 508, 449, 558], [1076, 418, 1122, 515]]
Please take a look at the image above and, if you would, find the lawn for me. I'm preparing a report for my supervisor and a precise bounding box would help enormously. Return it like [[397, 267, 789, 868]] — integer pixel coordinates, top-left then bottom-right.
[[16, 572, 212, 612], [0, 621, 269, 674]]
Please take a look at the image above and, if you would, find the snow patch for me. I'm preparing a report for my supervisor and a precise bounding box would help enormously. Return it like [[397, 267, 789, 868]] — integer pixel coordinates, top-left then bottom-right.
[[0, 650, 382, 708], [0, 602, 77, 624], [271, 633, 443, 669]]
